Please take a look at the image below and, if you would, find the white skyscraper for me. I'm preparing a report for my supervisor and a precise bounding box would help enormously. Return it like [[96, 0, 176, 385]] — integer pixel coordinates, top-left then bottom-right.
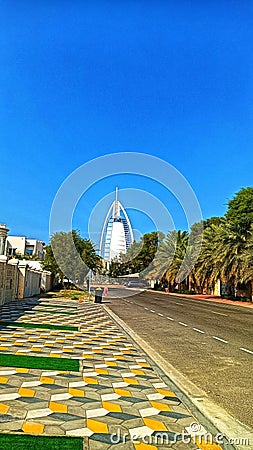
[[100, 187, 134, 261]]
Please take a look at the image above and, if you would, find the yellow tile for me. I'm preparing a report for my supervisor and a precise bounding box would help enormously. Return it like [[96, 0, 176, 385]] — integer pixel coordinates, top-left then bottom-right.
[[87, 419, 108, 434], [0, 347, 8, 351], [95, 368, 108, 374], [157, 388, 176, 397], [102, 401, 122, 412], [105, 361, 117, 366], [18, 388, 35, 397], [68, 388, 85, 397], [15, 342, 24, 346], [31, 347, 42, 352], [121, 350, 131, 354], [56, 339, 64, 343], [123, 378, 139, 385], [0, 376, 8, 384], [195, 440, 223, 450], [82, 354, 93, 359], [131, 369, 145, 375], [150, 401, 171, 411], [22, 422, 44, 434], [115, 356, 125, 360], [63, 348, 73, 352], [114, 388, 131, 397], [137, 362, 150, 368], [143, 418, 167, 431], [16, 368, 29, 373], [49, 401, 68, 413], [0, 337, 7, 341], [134, 443, 157, 450], [92, 349, 103, 354], [50, 353, 61, 358], [45, 343, 54, 347], [84, 377, 98, 384], [40, 376, 54, 384], [0, 403, 9, 414]]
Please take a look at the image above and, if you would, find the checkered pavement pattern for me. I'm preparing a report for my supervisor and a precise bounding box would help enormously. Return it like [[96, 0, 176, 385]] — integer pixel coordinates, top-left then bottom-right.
[[0, 297, 222, 450]]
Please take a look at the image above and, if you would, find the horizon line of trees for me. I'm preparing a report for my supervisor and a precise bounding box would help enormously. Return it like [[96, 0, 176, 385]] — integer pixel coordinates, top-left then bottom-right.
[[109, 187, 253, 301], [42, 187, 253, 300]]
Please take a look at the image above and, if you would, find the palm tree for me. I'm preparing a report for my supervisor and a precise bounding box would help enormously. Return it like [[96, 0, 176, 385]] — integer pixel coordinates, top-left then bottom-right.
[[151, 230, 189, 289], [241, 224, 253, 300]]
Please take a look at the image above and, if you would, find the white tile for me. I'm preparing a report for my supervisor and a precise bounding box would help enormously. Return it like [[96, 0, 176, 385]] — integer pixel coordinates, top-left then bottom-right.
[[41, 371, 59, 376], [82, 372, 97, 377], [27, 408, 52, 419], [139, 407, 159, 417], [51, 393, 71, 401], [129, 426, 153, 440], [121, 372, 136, 378], [69, 381, 86, 388], [67, 428, 93, 437], [147, 393, 164, 401], [86, 408, 109, 418], [0, 370, 16, 375], [101, 393, 120, 401], [153, 382, 167, 389], [0, 393, 20, 401], [22, 381, 42, 388], [112, 382, 128, 388]]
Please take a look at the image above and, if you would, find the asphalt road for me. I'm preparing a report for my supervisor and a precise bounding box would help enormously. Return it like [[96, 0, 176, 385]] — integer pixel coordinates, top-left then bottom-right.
[[104, 288, 253, 430]]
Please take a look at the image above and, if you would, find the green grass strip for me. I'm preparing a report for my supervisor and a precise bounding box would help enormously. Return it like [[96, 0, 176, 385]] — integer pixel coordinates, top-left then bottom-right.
[[0, 353, 80, 371], [39, 303, 77, 309], [35, 309, 76, 315], [0, 434, 83, 450], [0, 321, 78, 331]]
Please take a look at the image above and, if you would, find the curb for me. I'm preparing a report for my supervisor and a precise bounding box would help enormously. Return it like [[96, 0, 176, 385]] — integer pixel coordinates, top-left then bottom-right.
[[146, 289, 253, 309], [104, 305, 253, 450]]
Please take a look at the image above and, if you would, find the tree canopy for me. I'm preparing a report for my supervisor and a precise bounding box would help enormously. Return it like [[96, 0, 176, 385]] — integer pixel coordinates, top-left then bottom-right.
[[42, 230, 102, 285]]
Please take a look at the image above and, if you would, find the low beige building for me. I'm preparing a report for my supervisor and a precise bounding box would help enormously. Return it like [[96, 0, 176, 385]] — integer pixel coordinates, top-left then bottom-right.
[[7, 236, 45, 260]]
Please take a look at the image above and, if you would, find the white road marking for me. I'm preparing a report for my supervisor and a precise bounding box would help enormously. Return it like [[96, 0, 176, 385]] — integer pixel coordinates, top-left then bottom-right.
[[212, 336, 228, 344], [193, 328, 205, 334], [150, 310, 155, 313], [167, 317, 174, 321], [211, 311, 228, 316], [174, 302, 184, 306], [179, 322, 188, 327], [158, 313, 164, 317], [240, 347, 253, 355], [144, 307, 149, 310]]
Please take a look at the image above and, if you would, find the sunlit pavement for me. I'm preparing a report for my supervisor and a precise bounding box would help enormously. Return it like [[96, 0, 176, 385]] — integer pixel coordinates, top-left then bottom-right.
[[0, 295, 223, 449]]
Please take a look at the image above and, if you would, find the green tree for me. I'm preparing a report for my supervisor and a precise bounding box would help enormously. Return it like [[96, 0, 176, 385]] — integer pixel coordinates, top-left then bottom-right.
[[43, 230, 102, 285], [226, 187, 253, 234]]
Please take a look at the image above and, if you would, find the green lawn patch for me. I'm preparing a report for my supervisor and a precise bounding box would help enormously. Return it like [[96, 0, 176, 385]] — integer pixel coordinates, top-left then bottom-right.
[[0, 321, 78, 331], [0, 353, 80, 371], [39, 303, 77, 309], [35, 309, 76, 315], [0, 434, 83, 450]]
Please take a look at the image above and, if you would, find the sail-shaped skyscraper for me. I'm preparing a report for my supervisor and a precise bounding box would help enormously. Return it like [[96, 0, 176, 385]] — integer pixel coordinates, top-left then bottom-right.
[[100, 188, 134, 261]]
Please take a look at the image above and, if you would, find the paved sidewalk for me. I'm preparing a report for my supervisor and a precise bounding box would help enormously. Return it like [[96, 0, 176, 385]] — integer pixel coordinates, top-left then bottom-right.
[[0, 296, 223, 449], [150, 290, 253, 309]]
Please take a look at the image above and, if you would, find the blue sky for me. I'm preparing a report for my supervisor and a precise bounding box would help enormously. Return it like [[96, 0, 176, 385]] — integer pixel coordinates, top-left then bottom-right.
[[1, 1, 253, 244]]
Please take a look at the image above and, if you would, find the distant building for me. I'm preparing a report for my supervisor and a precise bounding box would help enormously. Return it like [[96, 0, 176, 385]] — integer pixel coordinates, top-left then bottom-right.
[[100, 187, 134, 261], [7, 236, 45, 260]]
